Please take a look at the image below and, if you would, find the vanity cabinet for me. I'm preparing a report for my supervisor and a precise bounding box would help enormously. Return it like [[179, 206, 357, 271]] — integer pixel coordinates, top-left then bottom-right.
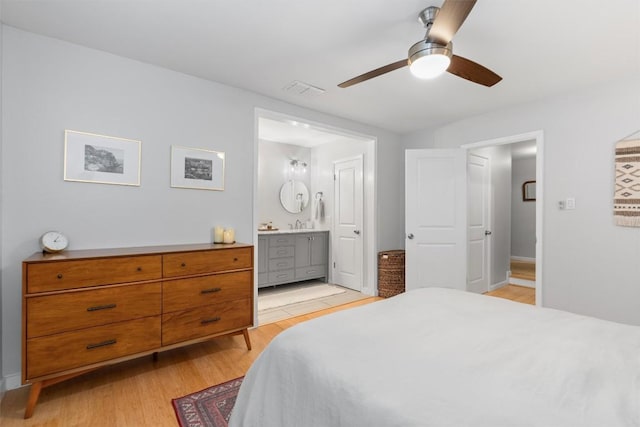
[[257, 236, 268, 285], [258, 231, 328, 288], [294, 233, 327, 280], [22, 243, 253, 418]]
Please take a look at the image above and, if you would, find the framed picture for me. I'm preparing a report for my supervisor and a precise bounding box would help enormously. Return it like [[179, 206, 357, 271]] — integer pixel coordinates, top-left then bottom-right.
[[170, 145, 225, 191], [64, 130, 141, 186], [522, 180, 536, 201]]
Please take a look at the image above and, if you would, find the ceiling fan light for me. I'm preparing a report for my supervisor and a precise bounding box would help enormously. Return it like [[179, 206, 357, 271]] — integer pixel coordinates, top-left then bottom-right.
[[408, 40, 452, 79], [409, 54, 451, 79]]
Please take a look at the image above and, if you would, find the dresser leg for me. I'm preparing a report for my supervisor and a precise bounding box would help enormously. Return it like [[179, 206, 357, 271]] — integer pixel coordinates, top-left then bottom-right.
[[242, 329, 252, 351], [24, 381, 42, 419], [152, 352, 159, 362]]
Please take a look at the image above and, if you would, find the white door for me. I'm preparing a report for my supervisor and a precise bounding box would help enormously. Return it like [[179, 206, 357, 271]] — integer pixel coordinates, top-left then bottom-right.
[[467, 154, 491, 294], [333, 157, 363, 291], [405, 149, 466, 291]]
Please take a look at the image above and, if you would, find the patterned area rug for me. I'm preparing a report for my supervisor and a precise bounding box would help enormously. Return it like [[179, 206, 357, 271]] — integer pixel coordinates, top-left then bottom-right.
[[172, 377, 243, 427]]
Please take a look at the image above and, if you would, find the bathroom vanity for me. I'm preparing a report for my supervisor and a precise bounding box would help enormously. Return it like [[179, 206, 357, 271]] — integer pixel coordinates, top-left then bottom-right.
[[257, 230, 328, 288]]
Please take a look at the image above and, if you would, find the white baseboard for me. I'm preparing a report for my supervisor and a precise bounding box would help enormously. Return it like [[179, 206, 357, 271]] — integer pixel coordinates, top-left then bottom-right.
[[3, 372, 22, 391], [510, 256, 535, 263], [489, 280, 509, 292], [509, 277, 536, 288]]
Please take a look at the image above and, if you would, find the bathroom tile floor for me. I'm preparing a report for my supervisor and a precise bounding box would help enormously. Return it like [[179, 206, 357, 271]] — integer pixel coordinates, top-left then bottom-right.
[[257, 280, 369, 325]]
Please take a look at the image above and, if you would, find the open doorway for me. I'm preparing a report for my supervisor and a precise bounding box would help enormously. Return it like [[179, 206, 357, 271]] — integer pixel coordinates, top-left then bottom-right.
[[254, 109, 377, 324], [463, 131, 543, 306], [509, 141, 537, 289]]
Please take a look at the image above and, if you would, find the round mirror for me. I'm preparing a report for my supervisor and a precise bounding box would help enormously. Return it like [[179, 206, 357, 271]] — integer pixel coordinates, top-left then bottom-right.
[[279, 180, 309, 213]]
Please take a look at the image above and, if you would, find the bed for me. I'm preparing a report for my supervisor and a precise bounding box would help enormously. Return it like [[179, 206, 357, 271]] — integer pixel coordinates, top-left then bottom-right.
[[229, 288, 640, 426]]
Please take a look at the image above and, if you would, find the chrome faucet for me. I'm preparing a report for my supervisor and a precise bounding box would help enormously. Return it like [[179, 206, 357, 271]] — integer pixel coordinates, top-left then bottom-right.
[[295, 219, 302, 229]]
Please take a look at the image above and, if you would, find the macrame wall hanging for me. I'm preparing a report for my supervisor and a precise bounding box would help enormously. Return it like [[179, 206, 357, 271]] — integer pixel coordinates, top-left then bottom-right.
[[614, 130, 640, 227]]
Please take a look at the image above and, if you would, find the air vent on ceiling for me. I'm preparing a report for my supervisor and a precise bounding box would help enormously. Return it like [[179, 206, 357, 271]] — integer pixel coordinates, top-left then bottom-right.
[[282, 80, 326, 98]]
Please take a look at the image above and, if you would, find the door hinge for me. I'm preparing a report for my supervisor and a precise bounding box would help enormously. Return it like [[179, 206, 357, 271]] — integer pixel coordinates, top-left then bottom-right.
[[333, 261, 336, 268], [333, 174, 336, 181]]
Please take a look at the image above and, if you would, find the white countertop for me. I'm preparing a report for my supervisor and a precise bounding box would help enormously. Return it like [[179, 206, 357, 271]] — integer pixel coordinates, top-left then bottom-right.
[[257, 228, 329, 235]]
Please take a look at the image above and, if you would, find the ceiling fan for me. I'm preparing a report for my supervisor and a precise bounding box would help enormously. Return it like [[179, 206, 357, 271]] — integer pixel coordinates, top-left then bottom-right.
[[338, 0, 501, 88]]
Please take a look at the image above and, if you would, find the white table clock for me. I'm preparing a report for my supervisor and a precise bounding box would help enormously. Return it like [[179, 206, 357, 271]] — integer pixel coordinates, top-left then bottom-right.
[[39, 231, 69, 253]]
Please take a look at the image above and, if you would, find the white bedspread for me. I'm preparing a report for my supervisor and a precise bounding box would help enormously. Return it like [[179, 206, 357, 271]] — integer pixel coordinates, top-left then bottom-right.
[[230, 288, 640, 427]]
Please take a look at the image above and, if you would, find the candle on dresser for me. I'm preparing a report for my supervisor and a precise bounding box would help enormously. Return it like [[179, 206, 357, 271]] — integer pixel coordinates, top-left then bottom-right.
[[213, 226, 224, 243], [223, 228, 235, 244]]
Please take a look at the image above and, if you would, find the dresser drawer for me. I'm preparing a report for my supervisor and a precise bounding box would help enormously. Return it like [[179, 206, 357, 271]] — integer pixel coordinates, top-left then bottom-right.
[[268, 246, 294, 259], [26, 316, 160, 379], [268, 257, 294, 271], [295, 266, 327, 280], [268, 270, 294, 283], [269, 235, 295, 247], [162, 298, 251, 346], [163, 247, 251, 277], [26, 283, 161, 339], [26, 255, 162, 293], [163, 271, 252, 312]]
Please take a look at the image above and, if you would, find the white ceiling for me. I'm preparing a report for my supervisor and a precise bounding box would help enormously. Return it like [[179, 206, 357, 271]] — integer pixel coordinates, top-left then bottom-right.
[[1, 0, 639, 136]]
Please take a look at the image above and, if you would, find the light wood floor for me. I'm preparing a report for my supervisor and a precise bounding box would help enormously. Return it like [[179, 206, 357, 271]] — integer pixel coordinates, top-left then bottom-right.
[[510, 260, 536, 281], [1, 287, 534, 426], [486, 284, 535, 305]]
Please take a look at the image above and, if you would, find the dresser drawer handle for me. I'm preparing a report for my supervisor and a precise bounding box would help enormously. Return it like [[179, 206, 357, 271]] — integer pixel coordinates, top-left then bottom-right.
[[276, 274, 288, 279], [86, 339, 117, 350], [201, 287, 222, 294], [57, 274, 63, 279], [306, 270, 317, 274], [277, 262, 288, 267], [181, 263, 186, 267], [201, 317, 221, 325], [136, 267, 142, 272], [87, 303, 117, 312], [233, 257, 238, 262]]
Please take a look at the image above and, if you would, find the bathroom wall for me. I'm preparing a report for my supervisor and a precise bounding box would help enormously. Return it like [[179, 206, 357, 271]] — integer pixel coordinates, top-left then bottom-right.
[[257, 140, 312, 230]]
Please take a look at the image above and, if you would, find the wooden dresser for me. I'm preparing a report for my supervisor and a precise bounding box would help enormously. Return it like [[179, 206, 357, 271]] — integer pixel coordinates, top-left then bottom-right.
[[22, 243, 253, 418]]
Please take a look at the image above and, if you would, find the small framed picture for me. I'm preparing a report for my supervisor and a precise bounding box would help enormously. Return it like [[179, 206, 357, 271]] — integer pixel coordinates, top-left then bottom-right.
[[64, 130, 141, 186], [170, 146, 225, 191]]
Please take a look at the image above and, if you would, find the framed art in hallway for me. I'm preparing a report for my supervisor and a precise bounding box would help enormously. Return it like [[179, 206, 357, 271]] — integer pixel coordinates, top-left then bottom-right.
[[170, 145, 225, 190], [522, 180, 536, 201], [64, 130, 141, 186]]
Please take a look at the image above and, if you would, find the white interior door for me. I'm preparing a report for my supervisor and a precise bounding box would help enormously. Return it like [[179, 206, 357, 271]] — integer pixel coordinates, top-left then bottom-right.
[[405, 149, 467, 291], [333, 157, 363, 291], [467, 154, 491, 294]]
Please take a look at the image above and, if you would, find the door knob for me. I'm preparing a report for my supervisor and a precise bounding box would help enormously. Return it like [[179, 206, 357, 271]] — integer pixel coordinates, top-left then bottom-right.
[[485, 230, 492, 236], [353, 230, 360, 235], [407, 233, 414, 239]]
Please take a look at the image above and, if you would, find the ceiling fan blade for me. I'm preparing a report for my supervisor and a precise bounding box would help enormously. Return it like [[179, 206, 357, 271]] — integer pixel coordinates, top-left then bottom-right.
[[428, 0, 477, 45], [338, 59, 408, 88], [447, 54, 502, 87]]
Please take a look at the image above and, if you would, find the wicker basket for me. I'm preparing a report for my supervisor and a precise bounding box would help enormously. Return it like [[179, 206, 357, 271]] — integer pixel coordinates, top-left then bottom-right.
[[378, 250, 405, 298]]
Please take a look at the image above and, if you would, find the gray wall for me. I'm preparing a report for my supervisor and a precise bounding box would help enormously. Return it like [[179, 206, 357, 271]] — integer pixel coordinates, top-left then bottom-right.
[[511, 157, 536, 259], [1, 26, 404, 387], [402, 76, 640, 325]]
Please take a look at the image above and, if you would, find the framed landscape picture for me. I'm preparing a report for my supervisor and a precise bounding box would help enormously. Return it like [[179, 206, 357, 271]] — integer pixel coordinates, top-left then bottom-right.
[[64, 130, 141, 186], [170, 145, 225, 191]]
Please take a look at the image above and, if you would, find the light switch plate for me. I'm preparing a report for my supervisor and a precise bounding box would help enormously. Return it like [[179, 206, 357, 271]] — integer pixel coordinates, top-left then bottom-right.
[[566, 198, 576, 210]]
